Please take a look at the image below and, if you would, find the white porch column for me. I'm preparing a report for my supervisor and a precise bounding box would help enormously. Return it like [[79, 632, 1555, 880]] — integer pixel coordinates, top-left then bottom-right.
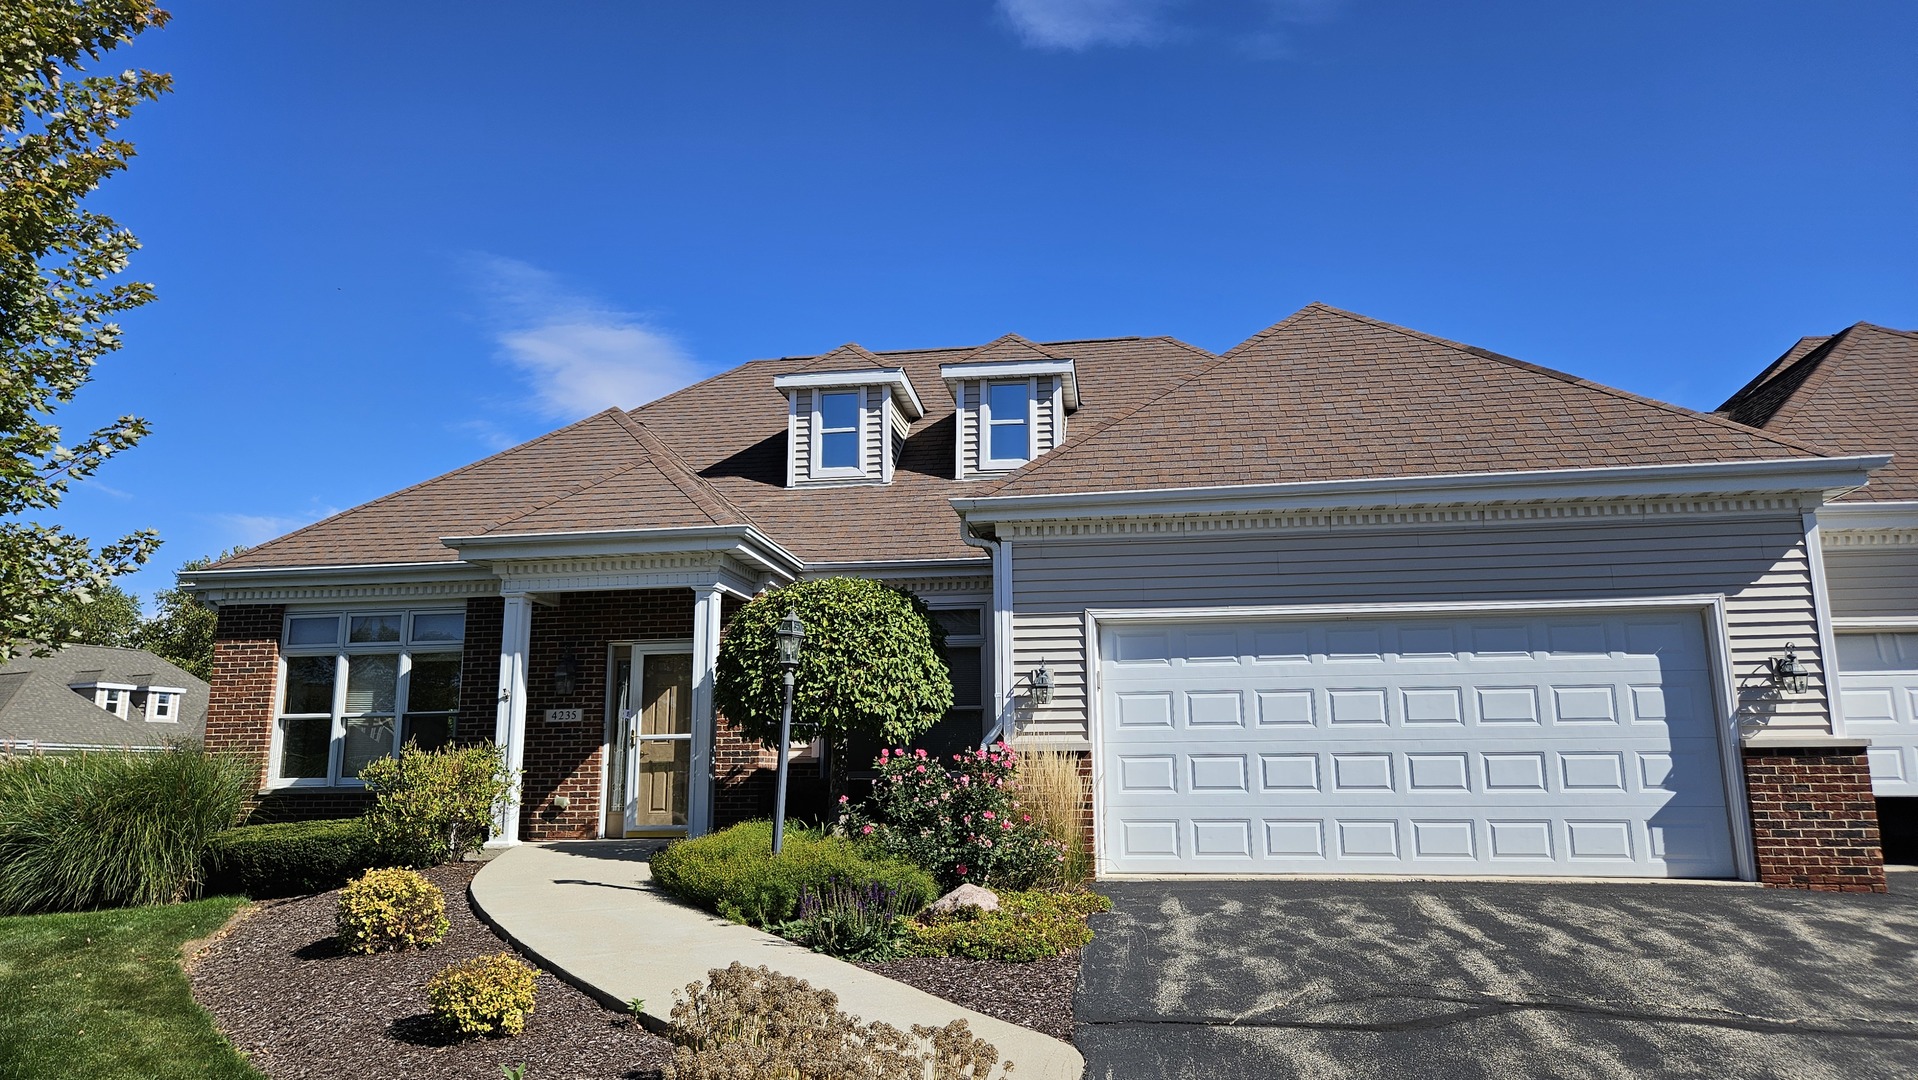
[[489, 592, 533, 847], [688, 584, 724, 836]]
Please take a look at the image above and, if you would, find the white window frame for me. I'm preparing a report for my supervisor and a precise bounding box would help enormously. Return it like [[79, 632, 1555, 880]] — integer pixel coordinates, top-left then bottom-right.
[[98, 686, 129, 719], [147, 691, 178, 723], [981, 378, 1035, 472], [269, 607, 466, 789], [812, 388, 867, 479]]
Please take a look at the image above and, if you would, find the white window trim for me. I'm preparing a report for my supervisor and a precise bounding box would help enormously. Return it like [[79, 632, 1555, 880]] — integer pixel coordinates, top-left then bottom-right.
[[268, 607, 466, 789], [98, 686, 130, 718], [147, 691, 179, 723], [981, 378, 1035, 473], [811, 388, 868, 480]]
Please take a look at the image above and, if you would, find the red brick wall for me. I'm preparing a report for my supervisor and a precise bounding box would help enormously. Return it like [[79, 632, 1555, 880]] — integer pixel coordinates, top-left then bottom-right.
[[1742, 746, 1887, 893], [205, 604, 284, 822], [456, 595, 505, 744], [520, 590, 695, 841]]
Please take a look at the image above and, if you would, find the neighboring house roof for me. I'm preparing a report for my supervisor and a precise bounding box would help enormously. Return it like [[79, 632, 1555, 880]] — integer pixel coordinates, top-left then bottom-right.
[[211, 304, 1847, 574], [0, 645, 208, 750], [980, 304, 1832, 499], [1717, 322, 1918, 502]]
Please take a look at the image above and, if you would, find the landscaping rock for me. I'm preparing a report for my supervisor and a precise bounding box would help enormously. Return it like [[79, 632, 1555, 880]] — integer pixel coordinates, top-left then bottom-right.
[[928, 883, 1001, 916]]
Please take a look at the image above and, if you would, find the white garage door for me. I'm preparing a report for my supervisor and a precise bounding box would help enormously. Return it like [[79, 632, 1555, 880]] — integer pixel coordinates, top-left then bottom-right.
[[1098, 609, 1740, 878], [1835, 631, 1918, 796]]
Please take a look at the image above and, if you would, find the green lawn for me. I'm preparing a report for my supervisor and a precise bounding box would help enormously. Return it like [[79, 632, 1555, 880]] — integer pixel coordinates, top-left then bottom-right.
[[0, 897, 263, 1080]]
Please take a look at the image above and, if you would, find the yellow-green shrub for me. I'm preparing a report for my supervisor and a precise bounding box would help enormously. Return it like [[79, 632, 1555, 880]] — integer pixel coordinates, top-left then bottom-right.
[[429, 952, 539, 1037], [335, 867, 448, 953], [901, 889, 1111, 962]]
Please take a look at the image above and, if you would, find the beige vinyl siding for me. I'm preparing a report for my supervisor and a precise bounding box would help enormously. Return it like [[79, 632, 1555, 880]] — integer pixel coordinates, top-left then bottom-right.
[[791, 388, 812, 479], [1824, 547, 1918, 619], [863, 385, 884, 477], [1034, 377, 1058, 456], [958, 382, 981, 479], [1010, 513, 1830, 743]]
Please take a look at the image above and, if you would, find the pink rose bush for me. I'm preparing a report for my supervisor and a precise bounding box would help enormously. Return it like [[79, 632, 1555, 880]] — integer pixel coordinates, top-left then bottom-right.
[[835, 742, 1066, 889]]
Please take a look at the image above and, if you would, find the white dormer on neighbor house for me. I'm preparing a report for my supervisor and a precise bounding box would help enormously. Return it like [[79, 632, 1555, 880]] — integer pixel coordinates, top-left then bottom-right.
[[941, 338, 1079, 480], [774, 344, 927, 487], [66, 675, 189, 722]]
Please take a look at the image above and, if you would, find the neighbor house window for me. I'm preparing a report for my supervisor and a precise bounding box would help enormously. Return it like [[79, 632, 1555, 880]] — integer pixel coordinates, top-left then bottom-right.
[[273, 609, 464, 786], [148, 692, 177, 722], [816, 390, 862, 473], [99, 687, 127, 718], [984, 381, 1031, 469]]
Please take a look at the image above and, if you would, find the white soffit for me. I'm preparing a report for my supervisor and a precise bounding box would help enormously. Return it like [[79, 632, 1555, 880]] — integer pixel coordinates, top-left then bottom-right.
[[939, 358, 1079, 410], [772, 368, 925, 420]]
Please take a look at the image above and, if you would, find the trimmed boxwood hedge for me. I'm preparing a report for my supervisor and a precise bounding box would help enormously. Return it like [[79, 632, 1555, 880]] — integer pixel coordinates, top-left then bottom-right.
[[650, 820, 936, 927], [203, 818, 388, 899]]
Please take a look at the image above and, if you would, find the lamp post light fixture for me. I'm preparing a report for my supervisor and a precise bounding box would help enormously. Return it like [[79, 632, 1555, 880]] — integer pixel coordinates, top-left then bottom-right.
[[1768, 644, 1810, 695], [772, 610, 807, 855], [1030, 661, 1054, 707]]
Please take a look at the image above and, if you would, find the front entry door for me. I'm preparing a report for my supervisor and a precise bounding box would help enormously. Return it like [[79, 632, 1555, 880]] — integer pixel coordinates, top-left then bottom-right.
[[614, 647, 695, 835]]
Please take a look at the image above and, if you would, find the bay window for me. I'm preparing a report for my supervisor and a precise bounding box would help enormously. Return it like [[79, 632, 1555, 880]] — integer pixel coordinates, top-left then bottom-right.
[[273, 609, 464, 786]]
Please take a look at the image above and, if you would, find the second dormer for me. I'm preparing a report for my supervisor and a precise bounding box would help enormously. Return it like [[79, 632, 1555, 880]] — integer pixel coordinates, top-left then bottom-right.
[[774, 347, 925, 487], [941, 342, 1080, 480]]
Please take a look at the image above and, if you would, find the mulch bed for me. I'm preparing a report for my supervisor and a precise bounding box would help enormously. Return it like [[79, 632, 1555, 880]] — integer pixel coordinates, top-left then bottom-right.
[[859, 953, 1080, 1042], [189, 862, 674, 1080], [189, 862, 1080, 1079]]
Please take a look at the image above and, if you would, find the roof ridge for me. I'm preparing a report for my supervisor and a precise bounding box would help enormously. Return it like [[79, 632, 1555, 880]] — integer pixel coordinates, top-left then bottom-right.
[[1305, 304, 1839, 459], [213, 409, 647, 569], [803, 342, 888, 371], [1754, 324, 1899, 433]]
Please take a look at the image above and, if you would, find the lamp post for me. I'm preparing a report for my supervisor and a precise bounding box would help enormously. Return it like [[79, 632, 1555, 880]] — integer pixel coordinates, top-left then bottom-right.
[[772, 610, 806, 855]]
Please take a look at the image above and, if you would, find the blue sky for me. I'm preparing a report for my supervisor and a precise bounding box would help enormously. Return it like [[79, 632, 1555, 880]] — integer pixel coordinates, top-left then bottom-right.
[[45, 0, 1918, 606]]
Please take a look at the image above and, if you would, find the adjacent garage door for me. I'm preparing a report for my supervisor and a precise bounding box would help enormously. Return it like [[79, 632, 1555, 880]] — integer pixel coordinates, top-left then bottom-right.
[[1098, 609, 1740, 878], [1835, 631, 1918, 796]]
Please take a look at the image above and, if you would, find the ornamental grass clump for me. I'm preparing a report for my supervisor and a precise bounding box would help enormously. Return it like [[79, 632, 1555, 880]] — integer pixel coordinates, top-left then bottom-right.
[[429, 952, 539, 1038], [336, 867, 449, 953], [0, 747, 249, 914], [836, 742, 1066, 890], [1012, 746, 1092, 884], [665, 962, 1005, 1080]]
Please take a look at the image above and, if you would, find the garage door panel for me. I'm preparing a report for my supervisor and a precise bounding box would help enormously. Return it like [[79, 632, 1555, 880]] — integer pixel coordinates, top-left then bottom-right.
[[1100, 610, 1738, 878], [1834, 632, 1918, 796]]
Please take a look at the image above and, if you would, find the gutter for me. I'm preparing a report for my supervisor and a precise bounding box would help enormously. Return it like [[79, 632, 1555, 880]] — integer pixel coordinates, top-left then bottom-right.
[[961, 525, 1015, 747], [442, 524, 802, 581]]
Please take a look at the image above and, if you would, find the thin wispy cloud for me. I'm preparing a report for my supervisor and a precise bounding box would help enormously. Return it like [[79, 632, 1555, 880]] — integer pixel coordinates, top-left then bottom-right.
[[210, 508, 342, 547], [994, 0, 1347, 51], [473, 255, 708, 421]]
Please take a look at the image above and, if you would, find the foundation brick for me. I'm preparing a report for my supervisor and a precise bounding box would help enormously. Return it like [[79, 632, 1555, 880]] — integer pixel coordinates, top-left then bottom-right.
[[1742, 746, 1887, 893]]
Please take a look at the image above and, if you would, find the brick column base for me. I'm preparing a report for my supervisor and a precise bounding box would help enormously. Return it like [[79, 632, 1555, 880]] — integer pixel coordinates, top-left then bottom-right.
[[1742, 745, 1887, 893]]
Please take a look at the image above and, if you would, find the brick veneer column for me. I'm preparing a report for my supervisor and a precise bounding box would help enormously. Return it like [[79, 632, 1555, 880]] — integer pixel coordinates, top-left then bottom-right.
[[519, 590, 695, 841], [1742, 744, 1887, 893], [205, 604, 283, 800]]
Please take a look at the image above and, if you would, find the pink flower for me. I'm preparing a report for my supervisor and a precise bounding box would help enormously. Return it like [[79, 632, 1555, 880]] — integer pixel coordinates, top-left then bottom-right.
[[915, 764, 927, 774], [860, 824, 874, 836], [879, 748, 890, 760], [982, 838, 994, 848], [838, 795, 850, 804], [1001, 820, 1013, 831], [914, 748, 927, 759], [1021, 813, 1032, 822], [956, 864, 969, 875], [958, 775, 971, 786], [982, 811, 995, 821]]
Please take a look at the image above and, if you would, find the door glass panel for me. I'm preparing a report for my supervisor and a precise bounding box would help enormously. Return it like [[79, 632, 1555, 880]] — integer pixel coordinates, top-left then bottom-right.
[[634, 653, 694, 828], [279, 717, 331, 778], [946, 646, 983, 709], [282, 656, 336, 714], [606, 656, 633, 837], [641, 654, 694, 736]]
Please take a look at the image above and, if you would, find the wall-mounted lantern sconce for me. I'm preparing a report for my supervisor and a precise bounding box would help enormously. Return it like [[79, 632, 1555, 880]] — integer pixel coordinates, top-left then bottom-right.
[[1768, 644, 1810, 695], [553, 650, 581, 698], [1030, 661, 1054, 707]]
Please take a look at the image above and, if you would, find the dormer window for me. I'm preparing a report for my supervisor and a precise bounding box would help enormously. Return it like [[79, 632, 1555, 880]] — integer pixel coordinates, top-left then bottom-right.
[[985, 381, 1033, 469], [816, 390, 863, 474], [100, 686, 127, 718], [941, 356, 1078, 479], [146, 689, 184, 723], [774, 351, 924, 488]]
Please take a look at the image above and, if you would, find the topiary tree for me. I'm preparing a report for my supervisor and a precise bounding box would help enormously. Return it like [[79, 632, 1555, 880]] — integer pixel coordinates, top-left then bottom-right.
[[714, 578, 952, 795]]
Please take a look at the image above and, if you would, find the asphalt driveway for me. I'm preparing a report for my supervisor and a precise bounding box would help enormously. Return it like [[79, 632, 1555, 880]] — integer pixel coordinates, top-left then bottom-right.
[[1077, 873, 1918, 1079]]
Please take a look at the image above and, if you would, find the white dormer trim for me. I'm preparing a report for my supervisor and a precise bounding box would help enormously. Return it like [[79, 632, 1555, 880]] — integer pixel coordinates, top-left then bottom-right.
[[773, 368, 925, 420], [939, 358, 1079, 411], [981, 377, 1037, 473], [810, 386, 868, 480]]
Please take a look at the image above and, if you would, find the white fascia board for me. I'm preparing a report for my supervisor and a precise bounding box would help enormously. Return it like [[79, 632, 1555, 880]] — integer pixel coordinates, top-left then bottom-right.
[[952, 455, 1890, 525], [940, 359, 1079, 410], [773, 368, 925, 420], [444, 525, 804, 577], [69, 680, 137, 691], [1814, 500, 1918, 532], [140, 685, 191, 696], [180, 560, 494, 594]]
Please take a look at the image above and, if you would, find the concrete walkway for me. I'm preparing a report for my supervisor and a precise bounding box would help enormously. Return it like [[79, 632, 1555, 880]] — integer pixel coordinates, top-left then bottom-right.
[[469, 841, 1084, 1080]]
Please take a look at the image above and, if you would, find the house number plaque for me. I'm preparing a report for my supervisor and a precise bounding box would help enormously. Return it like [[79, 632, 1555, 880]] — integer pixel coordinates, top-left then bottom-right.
[[544, 707, 584, 724]]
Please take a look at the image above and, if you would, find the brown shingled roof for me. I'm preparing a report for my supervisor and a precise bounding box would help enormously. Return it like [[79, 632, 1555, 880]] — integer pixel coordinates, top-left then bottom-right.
[[1717, 322, 1918, 501], [980, 304, 1831, 499]]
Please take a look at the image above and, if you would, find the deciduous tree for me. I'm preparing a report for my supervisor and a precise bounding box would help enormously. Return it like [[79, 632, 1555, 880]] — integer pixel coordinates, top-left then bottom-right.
[[2, 1, 171, 652]]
